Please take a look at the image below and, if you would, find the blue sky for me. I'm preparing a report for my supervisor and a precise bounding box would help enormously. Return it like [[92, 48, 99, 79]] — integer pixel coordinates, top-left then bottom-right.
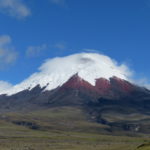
[[0, 0, 150, 86]]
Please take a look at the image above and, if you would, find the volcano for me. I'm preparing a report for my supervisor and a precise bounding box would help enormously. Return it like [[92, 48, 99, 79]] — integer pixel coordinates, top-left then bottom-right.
[[0, 53, 150, 133]]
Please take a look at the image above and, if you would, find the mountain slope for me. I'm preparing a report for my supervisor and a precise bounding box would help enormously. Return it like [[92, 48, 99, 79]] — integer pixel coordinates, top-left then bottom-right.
[[0, 73, 150, 134], [0, 53, 150, 134]]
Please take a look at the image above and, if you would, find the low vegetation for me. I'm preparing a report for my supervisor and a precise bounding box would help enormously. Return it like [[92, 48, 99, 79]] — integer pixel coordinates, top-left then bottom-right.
[[0, 107, 148, 150]]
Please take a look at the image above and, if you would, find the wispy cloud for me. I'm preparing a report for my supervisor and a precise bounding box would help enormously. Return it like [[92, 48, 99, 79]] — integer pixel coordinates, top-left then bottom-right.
[[134, 77, 150, 89], [26, 44, 48, 58], [49, 0, 67, 7], [0, 0, 31, 19], [0, 80, 12, 93], [0, 35, 18, 69], [83, 49, 100, 53]]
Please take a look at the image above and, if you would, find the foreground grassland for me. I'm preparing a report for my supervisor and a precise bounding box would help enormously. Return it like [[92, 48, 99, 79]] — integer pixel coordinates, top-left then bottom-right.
[[0, 107, 148, 150]]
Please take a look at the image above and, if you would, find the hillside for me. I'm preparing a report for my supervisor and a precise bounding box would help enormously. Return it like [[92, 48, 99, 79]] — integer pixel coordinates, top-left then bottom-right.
[[0, 106, 148, 150]]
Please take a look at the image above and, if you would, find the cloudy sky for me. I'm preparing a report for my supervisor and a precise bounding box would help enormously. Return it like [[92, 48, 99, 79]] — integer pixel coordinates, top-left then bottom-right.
[[0, 0, 150, 89]]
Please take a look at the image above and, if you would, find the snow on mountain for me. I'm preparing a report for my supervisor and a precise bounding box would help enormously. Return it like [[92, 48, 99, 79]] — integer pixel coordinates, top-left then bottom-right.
[[1, 53, 132, 96]]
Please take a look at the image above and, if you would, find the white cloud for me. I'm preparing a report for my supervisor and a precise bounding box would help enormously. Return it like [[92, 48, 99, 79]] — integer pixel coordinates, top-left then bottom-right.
[[0, 0, 31, 19], [50, 0, 67, 7], [0, 80, 12, 93], [26, 44, 47, 58], [0, 35, 18, 69]]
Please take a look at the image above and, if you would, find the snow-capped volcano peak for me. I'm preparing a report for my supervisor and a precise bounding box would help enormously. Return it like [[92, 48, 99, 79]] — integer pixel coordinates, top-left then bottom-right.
[[1, 53, 132, 95]]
